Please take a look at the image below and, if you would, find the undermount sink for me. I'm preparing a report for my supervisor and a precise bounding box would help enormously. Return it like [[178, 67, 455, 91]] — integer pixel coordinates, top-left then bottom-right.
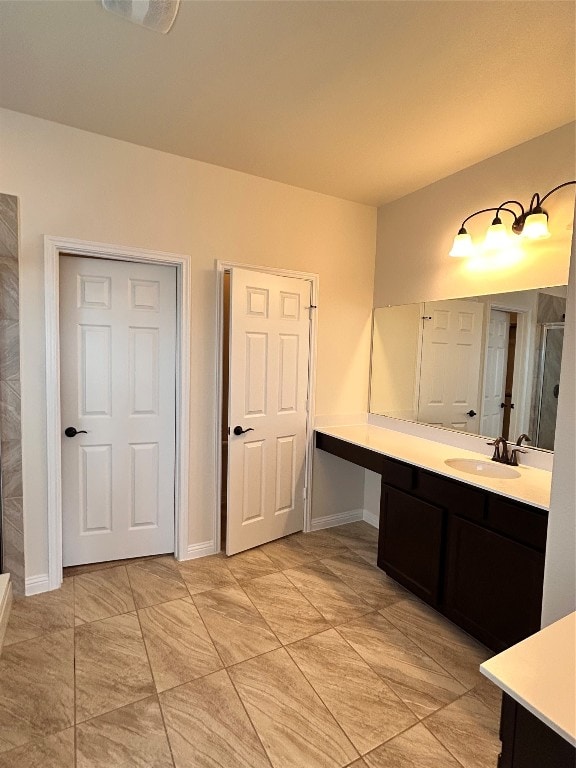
[[444, 458, 521, 479]]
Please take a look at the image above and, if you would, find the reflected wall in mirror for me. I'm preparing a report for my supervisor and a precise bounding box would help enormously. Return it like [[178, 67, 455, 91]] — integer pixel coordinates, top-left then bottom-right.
[[370, 286, 567, 450]]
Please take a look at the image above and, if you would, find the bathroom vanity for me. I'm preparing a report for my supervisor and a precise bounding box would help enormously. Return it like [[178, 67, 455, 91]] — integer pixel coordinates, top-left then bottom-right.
[[481, 612, 576, 768], [315, 424, 551, 652]]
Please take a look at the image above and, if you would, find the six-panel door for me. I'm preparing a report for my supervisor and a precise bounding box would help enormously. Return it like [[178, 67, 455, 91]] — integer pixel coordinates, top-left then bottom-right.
[[227, 268, 311, 555], [60, 256, 176, 566]]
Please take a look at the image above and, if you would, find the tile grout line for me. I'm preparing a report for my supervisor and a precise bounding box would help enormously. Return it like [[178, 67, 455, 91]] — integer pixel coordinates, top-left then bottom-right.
[[376, 603, 490, 692], [223, 666, 275, 768], [128, 569, 177, 768]]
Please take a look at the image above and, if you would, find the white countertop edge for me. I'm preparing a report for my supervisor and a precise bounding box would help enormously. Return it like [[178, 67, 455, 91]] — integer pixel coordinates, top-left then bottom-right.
[[480, 613, 576, 747], [315, 424, 551, 510], [480, 666, 576, 748]]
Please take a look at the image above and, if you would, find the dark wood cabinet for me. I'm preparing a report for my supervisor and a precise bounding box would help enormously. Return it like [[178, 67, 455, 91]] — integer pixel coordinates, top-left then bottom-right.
[[499, 694, 576, 768], [443, 516, 545, 651], [378, 484, 444, 605], [316, 431, 548, 652]]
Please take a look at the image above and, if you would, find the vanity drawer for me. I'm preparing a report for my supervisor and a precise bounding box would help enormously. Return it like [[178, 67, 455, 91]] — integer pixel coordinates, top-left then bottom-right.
[[416, 471, 486, 521], [486, 496, 548, 552], [381, 457, 415, 491], [315, 433, 384, 473]]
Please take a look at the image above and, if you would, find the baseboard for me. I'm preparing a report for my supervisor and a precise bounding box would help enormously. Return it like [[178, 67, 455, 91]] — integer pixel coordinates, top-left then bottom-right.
[[310, 509, 364, 531], [363, 510, 379, 529], [25, 573, 51, 596], [183, 540, 217, 561], [0, 574, 13, 653]]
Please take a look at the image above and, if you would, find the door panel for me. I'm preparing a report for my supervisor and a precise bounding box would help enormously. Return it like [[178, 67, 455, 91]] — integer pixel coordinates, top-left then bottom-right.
[[227, 268, 311, 555], [417, 299, 484, 432], [60, 256, 176, 566], [481, 309, 510, 438]]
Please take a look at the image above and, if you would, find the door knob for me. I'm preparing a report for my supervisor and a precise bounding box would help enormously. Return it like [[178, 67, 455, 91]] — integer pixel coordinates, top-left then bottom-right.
[[233, 426, 254, 436], [466, 410, 477, 418], [64, 427, 88, 437]]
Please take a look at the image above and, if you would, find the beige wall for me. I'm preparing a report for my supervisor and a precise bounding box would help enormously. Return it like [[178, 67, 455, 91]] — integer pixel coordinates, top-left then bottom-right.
[[0, 108, 376, 582], [375, 123, 575, 307]]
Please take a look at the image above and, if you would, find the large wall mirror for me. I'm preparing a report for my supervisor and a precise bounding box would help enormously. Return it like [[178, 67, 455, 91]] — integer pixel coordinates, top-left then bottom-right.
[[370, 285, 567, 451]]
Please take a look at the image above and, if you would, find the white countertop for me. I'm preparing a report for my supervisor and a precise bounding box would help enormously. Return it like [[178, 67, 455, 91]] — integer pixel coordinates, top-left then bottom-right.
[[316, 424, 551, 510], [481, 612, 576, 746]]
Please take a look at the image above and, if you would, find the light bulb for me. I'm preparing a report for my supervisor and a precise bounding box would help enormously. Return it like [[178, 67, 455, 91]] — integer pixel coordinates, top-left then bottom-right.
[[483, 218, 509, 252], [449, 228, 473, 257], [522, 211, 550, 239]]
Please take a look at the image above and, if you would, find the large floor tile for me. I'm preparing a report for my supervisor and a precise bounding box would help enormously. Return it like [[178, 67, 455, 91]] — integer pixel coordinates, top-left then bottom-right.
[[424, 692, 501, 768], [329, 522, 379, 550], [63, 555, 154, 579], [293, 530, 350, 559], [0, 728, 75, 768], [177, 555, 238, 595], [76, 695, 173, 768], [284, 562, 372, 625], [75, 612, 155, 722], [363, 722, 463, 768], [468, 675, 503, 716], [337, 612, 466, 718], [242, 572, 330, 644], [346, 542, 378, 567], [322, 551, 410, 609], [229, 647, 358, 768], [193, 584, 280, 666], [74, 566, 135, 624], [381, 600, 491, 689], [287, 629, 416, 754], [160, 670, 271, 768], [259, 535, 318, 569], [127, 556, 188, 608], [3, 578, 74, 645], [138, 598, 222, 692], [225, 548, 279, 582], [0, 629, 74, 753]]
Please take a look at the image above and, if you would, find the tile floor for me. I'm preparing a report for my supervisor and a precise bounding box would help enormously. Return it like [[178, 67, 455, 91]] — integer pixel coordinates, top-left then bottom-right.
[[0, 522, 502, 767]]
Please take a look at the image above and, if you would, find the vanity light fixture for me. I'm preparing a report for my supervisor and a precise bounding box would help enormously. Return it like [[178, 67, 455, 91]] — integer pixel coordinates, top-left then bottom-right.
[[449, 180, 576, 257]]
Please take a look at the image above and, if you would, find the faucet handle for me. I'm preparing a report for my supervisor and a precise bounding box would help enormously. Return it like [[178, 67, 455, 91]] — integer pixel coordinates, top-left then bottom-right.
[[509, 447, 527, 467], [486, 441, 500, 461]]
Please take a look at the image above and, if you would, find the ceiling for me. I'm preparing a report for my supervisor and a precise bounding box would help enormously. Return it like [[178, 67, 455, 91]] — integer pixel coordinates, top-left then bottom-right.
[[0, 0, 574, 206]]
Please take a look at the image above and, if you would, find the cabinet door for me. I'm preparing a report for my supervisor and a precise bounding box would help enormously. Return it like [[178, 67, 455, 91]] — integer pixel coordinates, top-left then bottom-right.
[[378, 484, 444, 606], [444, 516, 544, 652]]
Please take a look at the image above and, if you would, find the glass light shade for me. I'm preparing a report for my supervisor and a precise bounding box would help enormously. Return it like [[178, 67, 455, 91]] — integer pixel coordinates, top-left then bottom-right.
[[522, 212, 550, 239], [449, 232, 474, 257], [483, 221, 509, 251]]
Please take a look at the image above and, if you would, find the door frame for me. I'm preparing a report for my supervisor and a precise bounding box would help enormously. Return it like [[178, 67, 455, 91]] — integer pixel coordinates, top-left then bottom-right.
[[44, 236, 191, 591], [214, 260, 319, 551]]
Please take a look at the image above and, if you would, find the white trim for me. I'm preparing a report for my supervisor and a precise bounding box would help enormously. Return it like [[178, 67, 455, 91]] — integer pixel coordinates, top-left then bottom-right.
[[362, 509, 380, 529], [214, 260, 319, 553], [310, 509, 364, 531], [25, 573, 50, 596], [44, 236, 191, 592], [184, 540, 216, 560]]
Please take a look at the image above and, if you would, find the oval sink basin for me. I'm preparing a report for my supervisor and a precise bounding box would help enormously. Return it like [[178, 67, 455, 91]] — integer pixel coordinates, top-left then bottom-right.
[[444, 458, 521, 479]]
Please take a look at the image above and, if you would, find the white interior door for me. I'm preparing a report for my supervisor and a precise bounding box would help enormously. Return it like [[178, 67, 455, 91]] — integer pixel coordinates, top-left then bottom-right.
[[60, 256, 176, 567], [417, 299, 484, 432], [227, 268, 311, 556], [480, 309, 510, 438]]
